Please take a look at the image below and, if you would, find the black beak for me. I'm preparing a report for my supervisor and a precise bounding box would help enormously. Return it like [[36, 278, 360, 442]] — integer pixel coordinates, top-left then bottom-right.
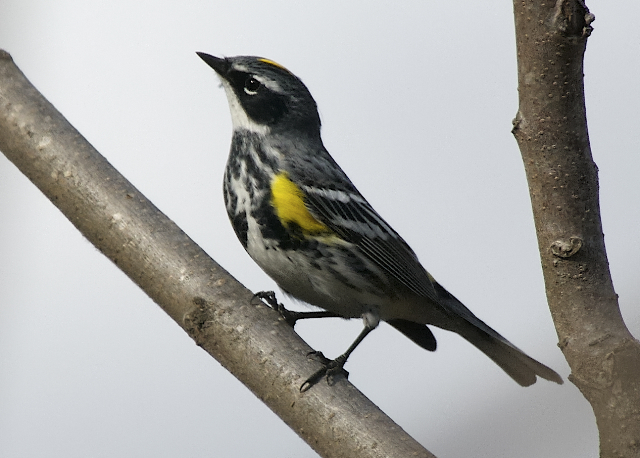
[[196, 52, 230, 76]]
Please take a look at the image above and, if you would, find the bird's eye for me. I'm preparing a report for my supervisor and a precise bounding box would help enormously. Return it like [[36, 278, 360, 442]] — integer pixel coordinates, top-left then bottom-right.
[[244, 77, 261, 95]]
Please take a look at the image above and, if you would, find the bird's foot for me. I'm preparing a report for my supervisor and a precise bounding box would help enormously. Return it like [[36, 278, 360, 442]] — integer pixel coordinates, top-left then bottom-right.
[[253, 291, 341, 327], [300, 352, 349, 392], [253, 290, 301, 327]]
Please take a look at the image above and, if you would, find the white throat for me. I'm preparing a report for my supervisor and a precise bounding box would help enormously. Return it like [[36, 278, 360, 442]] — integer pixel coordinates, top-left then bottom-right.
[[219, 79, 269, 135]]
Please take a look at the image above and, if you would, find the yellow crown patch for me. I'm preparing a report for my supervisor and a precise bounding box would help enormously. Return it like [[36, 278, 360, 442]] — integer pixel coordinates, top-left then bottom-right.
[[258, 58, 290, 73]]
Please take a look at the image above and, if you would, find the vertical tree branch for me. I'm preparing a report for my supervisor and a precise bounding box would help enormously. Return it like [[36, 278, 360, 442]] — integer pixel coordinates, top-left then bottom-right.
[[512, 1, 640, 456]]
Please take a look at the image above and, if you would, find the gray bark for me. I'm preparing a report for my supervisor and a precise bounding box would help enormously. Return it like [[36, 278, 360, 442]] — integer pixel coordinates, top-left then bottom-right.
[[511, 2, 640, 456]]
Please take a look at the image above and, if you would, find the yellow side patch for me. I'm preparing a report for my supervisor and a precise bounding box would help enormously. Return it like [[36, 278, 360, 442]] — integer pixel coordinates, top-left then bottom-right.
[[258, 58, 290, 73], [271, 172, 329, 234]]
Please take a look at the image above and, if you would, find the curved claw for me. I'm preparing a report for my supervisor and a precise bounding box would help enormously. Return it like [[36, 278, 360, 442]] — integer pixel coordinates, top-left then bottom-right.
[[252, 290, 280, 309], [253, 291, 299, 326], [300, 353, 349, 392]]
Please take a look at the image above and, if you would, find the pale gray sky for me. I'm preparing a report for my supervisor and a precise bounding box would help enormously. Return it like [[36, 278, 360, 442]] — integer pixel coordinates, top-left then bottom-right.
[[1, 1, 639, 457]]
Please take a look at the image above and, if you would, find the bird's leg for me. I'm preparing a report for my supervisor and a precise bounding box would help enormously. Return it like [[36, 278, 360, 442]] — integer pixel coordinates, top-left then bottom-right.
[[253, 291, 340, 327], [300, 313, 379, 392]]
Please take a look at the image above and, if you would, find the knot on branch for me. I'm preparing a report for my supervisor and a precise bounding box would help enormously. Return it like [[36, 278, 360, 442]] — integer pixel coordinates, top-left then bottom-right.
[[551, 236, 583, 258], [553, 0, 595, 38], [184, 296, 215, 346], [511, 112, 523, 135]]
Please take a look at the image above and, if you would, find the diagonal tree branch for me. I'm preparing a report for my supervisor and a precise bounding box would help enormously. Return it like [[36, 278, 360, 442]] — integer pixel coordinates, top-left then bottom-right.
[[0, 49, 435, 458], [511, 2, 640, 456]]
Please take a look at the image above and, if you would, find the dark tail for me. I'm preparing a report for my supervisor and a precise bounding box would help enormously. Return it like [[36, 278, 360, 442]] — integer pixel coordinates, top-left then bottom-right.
[[453, 318, 563, 386], [432, 282, 563, 386]]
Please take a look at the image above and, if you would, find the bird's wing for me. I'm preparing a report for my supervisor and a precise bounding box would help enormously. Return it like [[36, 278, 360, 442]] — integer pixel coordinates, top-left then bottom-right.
[[301, 184, 440, 304]]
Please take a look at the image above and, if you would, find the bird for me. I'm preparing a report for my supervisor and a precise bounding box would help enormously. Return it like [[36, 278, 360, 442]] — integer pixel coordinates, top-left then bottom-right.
[[197, 52, 563, 391]]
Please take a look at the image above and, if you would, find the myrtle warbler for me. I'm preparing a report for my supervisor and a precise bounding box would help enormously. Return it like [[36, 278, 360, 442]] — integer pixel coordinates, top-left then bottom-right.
[[197, 52, 562, 390]]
